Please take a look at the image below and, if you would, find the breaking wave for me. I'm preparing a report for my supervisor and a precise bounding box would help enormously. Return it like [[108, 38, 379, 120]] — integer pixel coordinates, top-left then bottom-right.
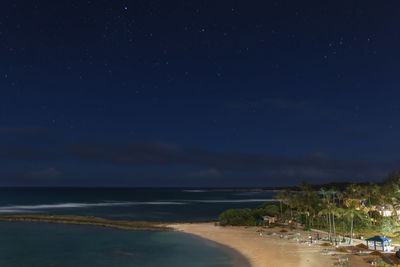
[[0, 201, 186, 213], [193, 199, 274, 203], [0, 199, 275, 214]]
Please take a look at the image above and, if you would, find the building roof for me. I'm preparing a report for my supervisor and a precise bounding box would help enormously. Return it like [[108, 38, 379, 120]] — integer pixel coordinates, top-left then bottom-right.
[[366, 236, 392, 242]]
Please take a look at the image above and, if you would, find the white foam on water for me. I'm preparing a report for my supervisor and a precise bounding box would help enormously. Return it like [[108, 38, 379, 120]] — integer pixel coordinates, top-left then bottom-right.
[[0, 201, 186, 213], [0, 209, 35, 213], [0, 199, 276, 214], [192, 199, 275, 203]]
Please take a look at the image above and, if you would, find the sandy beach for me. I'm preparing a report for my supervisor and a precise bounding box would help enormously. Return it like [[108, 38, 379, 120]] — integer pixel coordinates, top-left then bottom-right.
[[169, 222, 376, 267]]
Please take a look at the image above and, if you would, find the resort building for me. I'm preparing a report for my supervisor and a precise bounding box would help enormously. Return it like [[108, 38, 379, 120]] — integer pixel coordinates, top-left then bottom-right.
[[377, 205, 400, 220]]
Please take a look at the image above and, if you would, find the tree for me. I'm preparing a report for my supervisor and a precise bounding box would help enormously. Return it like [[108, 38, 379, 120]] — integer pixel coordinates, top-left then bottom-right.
[[219, 208, 255, 226], [295, 182, 320, 227], [254, 203, 280, 218], [276, 191, 285, 219], [343, 201, 367, 244], [329, 202, 339, 240], [328, 188, 337, 240], [318, 207, 331, 235], [334, 207, 346, 242], [319, 187, 333, 239]]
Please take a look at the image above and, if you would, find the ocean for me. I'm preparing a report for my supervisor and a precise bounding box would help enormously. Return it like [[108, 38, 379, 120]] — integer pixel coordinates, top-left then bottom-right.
[[0, 188, 275, 266]]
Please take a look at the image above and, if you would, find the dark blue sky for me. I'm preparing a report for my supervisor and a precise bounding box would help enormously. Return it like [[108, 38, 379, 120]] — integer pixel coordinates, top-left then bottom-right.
[[1, 0, 400, 187]]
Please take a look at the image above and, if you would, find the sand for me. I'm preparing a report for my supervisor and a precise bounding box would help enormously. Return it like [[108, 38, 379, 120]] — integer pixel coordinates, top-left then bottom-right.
[[169, 222, 373, 267]]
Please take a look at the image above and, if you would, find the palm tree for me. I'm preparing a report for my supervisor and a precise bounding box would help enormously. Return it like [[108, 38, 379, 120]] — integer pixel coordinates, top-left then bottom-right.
[[319, 187, 333, 239], [319, 188, 328, 201], [343, 201, 367, 244], [328, 188, 337, 240], [382, 182, 400, 219], [334, 207, 346, 242], [336, 190, 345, 207], [318, 206, 330, 231], [276, 191, 285, 219], [369, 183, 383, 207], [292, 193, 305, 224], [328, 188, 336, 203], [362, 183, 376, 208], [281, 189, 293, 219], [329, 202, 339, 241], [298, 182, 319, 227], [287, 196, 295, 220]]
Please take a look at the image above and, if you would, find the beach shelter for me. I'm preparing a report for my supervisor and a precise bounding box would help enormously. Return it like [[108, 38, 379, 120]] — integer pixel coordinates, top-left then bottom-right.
[[366, 236, 392, 251]]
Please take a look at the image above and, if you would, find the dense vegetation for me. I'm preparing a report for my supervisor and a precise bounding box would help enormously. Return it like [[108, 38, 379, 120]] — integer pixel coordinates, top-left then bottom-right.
[[219, 172, 400, 244], [219, 202, 279, 226]]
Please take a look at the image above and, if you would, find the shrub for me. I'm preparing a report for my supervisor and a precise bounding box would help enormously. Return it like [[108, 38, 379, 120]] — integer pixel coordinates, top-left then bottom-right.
[[376, 216, 399, 235], [354, 215, 373, 231], [219, 208, 255, 226], [252, 203, 280, 219], [257, 202, 279, 209]]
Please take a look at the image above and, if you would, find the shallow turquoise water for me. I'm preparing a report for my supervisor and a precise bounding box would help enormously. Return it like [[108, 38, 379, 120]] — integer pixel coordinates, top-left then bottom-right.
[[0, 188, 265, 266], [0, 222, 249, 267]]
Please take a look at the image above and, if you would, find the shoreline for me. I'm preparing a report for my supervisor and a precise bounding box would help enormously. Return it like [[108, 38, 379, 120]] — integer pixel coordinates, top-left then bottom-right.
[[0, 214, 250, 266], [183, 231, 251, 267], [0, 214, 392, 266], [168, 222, 376, 267]]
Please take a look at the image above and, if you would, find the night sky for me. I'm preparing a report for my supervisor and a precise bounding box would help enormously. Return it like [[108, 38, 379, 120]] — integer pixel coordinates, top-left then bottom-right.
[[1, 1, 400, 187]]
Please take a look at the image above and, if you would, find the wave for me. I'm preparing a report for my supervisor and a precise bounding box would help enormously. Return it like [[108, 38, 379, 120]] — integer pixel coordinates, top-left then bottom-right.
[[193, 199, 275, 203], [234, 192, 264, 196], [0, 209, 28, 213], [0, 199, 276, 214], [0, 201, 186, 213]]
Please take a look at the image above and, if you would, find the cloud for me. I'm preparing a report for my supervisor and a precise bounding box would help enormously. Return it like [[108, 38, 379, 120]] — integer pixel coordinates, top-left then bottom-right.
[[71, 143, 185, 165], [189, 168, 222, 179], [334, 125, 374, 139], [26, 167, 61, 179], [0, 144, 62, 160], [71, 143, 365, 172], [68, 142, 395, 181], [224, 97, 308, 111], [0, 140, 396, 184], [0, 127, 48, 135]]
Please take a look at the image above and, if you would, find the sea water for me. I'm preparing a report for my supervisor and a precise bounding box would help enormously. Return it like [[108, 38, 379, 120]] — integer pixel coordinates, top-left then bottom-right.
[[0, 188, 274, 266]]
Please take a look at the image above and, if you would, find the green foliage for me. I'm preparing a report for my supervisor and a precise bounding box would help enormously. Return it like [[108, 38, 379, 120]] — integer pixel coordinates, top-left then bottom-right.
[[376, 216, 399, 235], [219, 208, 256, 226], [218, 174, 400, 235], [257, 202, 279, 209], [368, 210, 382, 221], [353, 214, 372, 231], [219, 203, 280, 226], [253, 203, 280, 219]]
